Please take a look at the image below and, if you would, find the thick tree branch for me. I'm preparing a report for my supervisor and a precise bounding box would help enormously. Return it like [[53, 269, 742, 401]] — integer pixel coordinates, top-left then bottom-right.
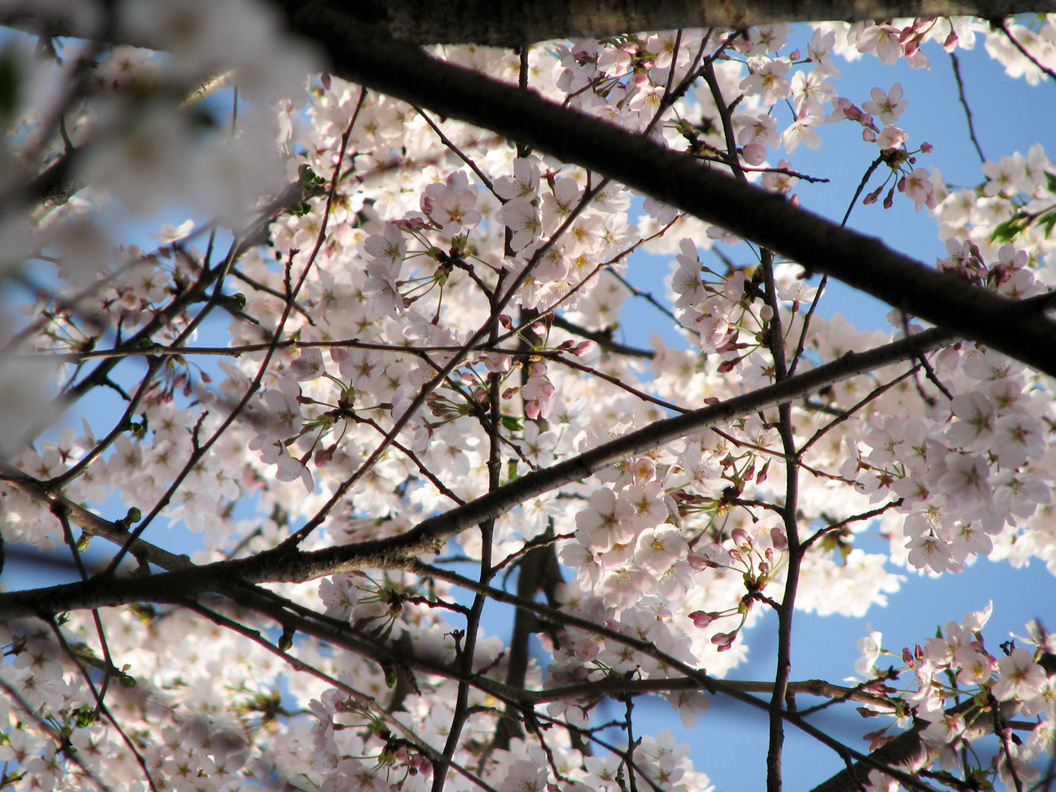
[[6, 5, 1056, 375], [281, 12, 1056, 376], [0, 327, 951, 619], [6, 1, 1050, 48]]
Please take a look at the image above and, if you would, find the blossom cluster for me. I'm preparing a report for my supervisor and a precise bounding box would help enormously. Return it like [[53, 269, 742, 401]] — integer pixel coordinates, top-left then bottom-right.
[[854, 606, 1055, 792], [1, 4, 1055, 792]]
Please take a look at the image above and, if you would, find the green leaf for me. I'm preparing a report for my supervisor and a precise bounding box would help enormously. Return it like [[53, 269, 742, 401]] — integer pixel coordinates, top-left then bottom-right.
[[117, 672, 138, 689], [990, 214, 1028, 243]]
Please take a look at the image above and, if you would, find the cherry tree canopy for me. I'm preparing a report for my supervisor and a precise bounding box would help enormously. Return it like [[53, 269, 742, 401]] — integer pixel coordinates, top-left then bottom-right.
[[0, 3, 1055, 792]]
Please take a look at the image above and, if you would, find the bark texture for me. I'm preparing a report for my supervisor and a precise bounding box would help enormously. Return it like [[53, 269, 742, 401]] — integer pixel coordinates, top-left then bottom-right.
[[283, 0, 1053, 45], [4, 0, 1055, 48]]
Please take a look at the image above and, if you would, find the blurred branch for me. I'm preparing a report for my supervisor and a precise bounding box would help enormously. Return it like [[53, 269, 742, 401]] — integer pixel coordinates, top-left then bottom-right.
[[3, 1, 1049, 48]]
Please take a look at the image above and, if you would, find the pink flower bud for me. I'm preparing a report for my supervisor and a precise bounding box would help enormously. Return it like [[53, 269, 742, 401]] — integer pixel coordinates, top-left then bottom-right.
[[690, 611, 714, 628], [742, 142, 767, 166], [712, 631, 737, 651]]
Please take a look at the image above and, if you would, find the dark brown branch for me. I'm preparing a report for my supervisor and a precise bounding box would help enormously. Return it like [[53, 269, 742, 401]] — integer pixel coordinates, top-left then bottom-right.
[[10, 1, 1045, 49], [285, 14, 1056, 376], [0, 326, 953, 620]]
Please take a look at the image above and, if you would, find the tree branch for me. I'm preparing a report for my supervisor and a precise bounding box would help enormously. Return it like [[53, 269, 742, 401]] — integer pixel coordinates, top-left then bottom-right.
[[0, 326, 951, 619], [7, 1, 1046, 48], [282, 12, 1056, 376]]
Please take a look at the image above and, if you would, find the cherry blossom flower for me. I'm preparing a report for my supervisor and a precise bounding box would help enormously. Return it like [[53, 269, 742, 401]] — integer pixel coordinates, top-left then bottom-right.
[[938, 452, 993, 506], [762, 159, 799, 193], [857, 24, 904, 64], [983, 152, 1028, 197], [290, 348, 326, 381], [902, 168, 937, 211], [906, 532, 956, 573], [576, 487, 637, 551], [421, 170, 482, 235], [735, 112, 780, 149], [946, 391, 995, 451], [782, 114, 822, 153], [875, 124, 907, 150], [363, 222, 406, 268], [635, 526, 688, 573], [807, 27, 840, 76], [862, 83, 908, 124], [791, 70, 836, 117], [739, 57, 793, 105], [992, 647, 1048, 701]]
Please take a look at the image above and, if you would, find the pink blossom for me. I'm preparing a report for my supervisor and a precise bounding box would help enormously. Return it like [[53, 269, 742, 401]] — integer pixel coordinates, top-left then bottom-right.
[[992, 647, 1047, 701], [363, 223, 406, 269], [689, 611, 715, 628], [740, 57, 792, 105], [782, 115, 822, 153], [791, 70, 836, 117], [289, 347, 325, 381], [736, 112, 779, 148], [742, 142, 767, 165], [762, 159, 799, 194], [902, 168, 937, 211], [946, 391, 995, 451], [421, 170, 481, 235], [875, 125, 907, 150], [937, 452, 992, 505], [576, 487, 637, 551], [711, 631, 737, 651], [857, 24, 904, 64], [635, 526, 688, 573], [862, 83, 908, 124]]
